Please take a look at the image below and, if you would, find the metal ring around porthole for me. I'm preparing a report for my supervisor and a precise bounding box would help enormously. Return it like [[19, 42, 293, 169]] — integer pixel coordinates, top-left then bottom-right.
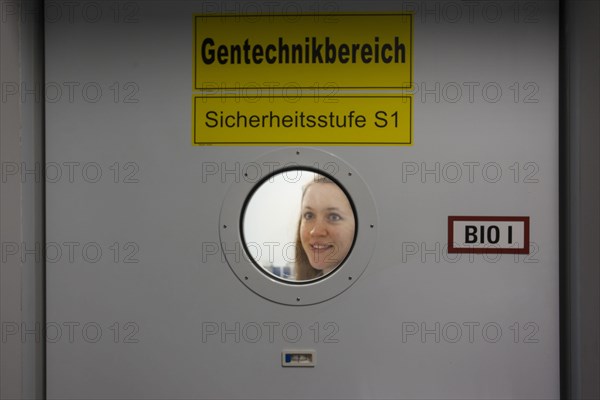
[[219, 148, 378, 306]]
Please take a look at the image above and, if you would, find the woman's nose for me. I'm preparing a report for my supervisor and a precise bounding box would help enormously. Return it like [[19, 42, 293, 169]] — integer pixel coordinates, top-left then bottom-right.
[[310, 220, 327, 236]]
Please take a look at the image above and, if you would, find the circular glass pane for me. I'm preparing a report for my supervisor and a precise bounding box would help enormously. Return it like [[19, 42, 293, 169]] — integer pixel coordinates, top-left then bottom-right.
[[242, 169, 356, 283]]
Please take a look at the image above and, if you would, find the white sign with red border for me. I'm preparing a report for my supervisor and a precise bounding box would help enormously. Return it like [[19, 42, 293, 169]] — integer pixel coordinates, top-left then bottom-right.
[[448, 216, 530, 254]]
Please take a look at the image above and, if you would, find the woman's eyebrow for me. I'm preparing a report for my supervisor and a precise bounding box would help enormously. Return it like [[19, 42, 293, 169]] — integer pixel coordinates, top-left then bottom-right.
[[303, 206, 348, 212]]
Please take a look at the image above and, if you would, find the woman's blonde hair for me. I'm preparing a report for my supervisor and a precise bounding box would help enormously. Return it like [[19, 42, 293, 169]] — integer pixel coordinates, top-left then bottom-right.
[[294, 174, 334, 280]]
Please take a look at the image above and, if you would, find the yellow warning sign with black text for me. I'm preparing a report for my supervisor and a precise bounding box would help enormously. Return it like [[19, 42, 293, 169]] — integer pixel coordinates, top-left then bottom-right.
[[192, 13, 413, 145], [193, 95, 412, 145], [193, 13, 413, 90]]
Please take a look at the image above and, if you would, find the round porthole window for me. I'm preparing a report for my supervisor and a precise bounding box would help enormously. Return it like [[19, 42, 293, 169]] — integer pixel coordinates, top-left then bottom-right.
[[219, 148, 377, 305], [242, 169, 357, 283]]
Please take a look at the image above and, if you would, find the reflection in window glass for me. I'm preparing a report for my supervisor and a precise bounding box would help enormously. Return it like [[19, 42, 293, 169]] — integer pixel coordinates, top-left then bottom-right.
[[243, 170, 356, 283]]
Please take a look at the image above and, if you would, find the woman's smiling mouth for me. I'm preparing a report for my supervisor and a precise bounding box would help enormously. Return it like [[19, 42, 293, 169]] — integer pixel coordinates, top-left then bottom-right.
[[310, 243, 333, 250]]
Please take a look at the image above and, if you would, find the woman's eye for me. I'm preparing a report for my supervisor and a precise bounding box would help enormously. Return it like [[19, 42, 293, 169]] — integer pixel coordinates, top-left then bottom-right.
[[303, 212, 314, 220], [328, 213, 342, 221]]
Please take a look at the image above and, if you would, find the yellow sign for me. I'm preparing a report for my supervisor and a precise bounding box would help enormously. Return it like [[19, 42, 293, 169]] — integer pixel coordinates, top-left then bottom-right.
[[193, 13, 413, 90], [192, 95, 412, 145]]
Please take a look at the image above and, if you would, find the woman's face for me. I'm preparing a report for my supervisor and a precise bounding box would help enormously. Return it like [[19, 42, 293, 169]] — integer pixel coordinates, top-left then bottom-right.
[[300, 182, 356, 274]]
